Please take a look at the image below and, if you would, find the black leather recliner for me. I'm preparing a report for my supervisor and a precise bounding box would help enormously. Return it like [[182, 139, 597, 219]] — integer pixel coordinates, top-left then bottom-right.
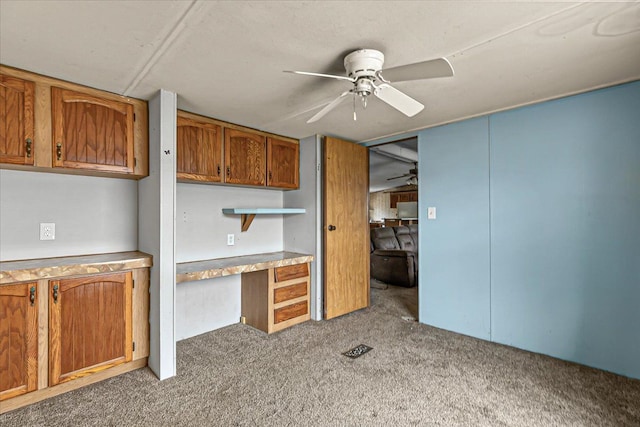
[[370, 225, 418, 287]]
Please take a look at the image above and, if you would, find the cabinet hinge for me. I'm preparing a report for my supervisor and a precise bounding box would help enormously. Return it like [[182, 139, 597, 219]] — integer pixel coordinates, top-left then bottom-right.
[[133, 342, 136, 352], [134, 113, 136, 122], [134, 157, 137, 167], [132, 279, 135, 289]]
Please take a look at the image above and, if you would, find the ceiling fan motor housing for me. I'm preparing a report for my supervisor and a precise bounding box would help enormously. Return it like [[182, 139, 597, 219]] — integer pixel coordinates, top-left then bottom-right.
[[344, 49, 384, 79]]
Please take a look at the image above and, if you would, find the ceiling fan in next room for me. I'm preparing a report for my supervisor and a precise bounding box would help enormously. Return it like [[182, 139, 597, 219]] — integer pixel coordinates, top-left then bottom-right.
[[387, 162, 418, 185], [285, 49, 454, 123]]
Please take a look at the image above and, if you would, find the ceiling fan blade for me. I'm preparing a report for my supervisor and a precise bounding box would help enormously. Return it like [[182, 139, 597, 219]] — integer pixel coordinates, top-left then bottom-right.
[[284, 70, 356, 83], [380, 57, 454, 82], [307, 91, 351, 123], [386, 173, 411, 181], [374, 84, 424, 117]]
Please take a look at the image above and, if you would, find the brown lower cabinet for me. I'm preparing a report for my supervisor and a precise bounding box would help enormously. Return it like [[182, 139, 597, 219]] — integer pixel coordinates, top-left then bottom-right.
[[48, 272, 132, 386], [241, 263, 310, 333], [0, 268, 149, 413], [0, 282, 38, 401]]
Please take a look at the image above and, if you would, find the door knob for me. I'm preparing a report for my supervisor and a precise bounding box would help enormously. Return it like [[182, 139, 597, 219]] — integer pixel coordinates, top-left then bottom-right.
[[328, 225, 336, 231]]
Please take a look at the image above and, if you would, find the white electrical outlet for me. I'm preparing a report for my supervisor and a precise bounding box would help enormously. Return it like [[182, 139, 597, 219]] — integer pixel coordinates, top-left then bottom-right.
[[227, 234, 235, 246], [40, 223, 56, 240]]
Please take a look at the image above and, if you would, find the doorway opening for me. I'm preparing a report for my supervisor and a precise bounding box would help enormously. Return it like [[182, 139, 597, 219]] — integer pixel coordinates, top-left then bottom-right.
[[368, 137, 419, 321]]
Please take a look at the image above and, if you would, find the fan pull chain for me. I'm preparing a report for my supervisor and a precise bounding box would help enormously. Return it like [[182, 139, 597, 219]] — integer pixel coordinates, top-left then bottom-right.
[[353, 93, 357, 121]]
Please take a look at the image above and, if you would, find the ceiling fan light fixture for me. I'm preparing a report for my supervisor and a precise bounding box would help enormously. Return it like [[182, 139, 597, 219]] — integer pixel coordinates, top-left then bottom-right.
[[287, 48, 454, 123]]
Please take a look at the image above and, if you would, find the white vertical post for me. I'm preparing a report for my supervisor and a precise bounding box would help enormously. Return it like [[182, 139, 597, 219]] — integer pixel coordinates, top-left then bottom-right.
[[138, 89, 176, 380]]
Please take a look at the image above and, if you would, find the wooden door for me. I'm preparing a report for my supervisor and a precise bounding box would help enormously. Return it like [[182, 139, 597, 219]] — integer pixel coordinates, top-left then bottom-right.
[[176, 113, 223, 182], [51, 87, 135, 174], [267, 137, 299, 189], [49, 272, 132, 386], [0, 282, 38, 400], [224, 128, 266, 186], [323, 136, 370, 319], [0, 74, 35, 165]]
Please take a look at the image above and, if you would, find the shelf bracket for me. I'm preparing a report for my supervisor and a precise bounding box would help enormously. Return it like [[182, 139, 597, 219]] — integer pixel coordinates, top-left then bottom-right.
[[241, 214, 256, 232]]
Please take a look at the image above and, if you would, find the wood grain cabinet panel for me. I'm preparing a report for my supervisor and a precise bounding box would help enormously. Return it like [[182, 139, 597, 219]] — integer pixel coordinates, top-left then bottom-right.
[[0, 282, 38, 401], [0, 74, 35, 166], [274, 263, 309, 282], [177, 113, 222, 182], [274, 301, 308, 324], [224, 128, 266, 186], [48, 272, 132, 386], [267, 137, 299, 189], [51, 87, 135, 174]]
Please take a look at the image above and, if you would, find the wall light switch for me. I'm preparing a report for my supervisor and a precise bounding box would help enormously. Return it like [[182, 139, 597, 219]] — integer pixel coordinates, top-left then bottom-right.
[[40, 223, 55, 240], [427, 207, 437, 220], [227, 234, 235, 246]]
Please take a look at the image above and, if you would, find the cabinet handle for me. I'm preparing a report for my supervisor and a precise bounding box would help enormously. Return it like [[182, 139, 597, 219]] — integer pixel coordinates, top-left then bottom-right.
[[328, 225, 336, 231], [226, 166, 230, 177], [56, 143, 62, 160], [268, 171, 272, 181], [30, 286, 36, 306], [53, 284, 59, 304], [217, 165, 221, 176], [26, 138, 32, 158]]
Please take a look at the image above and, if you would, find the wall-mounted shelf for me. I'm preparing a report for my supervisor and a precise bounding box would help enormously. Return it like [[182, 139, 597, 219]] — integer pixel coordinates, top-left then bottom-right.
[[222, 208, 306, 232]]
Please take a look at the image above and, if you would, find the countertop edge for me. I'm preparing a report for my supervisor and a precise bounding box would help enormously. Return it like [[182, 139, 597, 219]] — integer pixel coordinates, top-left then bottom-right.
[[176, 252, 314, 284], [0, 251, 153, 285]]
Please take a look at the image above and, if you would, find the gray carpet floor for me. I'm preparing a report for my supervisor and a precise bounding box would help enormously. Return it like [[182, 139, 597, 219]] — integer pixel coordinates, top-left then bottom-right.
[[2, 281, 639, 426]]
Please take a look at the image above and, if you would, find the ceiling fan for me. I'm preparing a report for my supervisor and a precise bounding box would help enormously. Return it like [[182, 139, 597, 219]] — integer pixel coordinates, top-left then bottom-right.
[[387, 162, 418, 185], [285, 49, 454, 123]]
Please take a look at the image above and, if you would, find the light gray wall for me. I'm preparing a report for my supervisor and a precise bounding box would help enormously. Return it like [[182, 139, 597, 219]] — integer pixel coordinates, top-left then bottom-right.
[[138, 89, 177, 380], [175, 183, 284, 340], [0, 169, 137, 261], [283, 135, 322, 320]]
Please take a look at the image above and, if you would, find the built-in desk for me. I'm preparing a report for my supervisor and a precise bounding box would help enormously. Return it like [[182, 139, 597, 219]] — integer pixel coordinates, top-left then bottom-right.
[[176, 251, 314, 333]]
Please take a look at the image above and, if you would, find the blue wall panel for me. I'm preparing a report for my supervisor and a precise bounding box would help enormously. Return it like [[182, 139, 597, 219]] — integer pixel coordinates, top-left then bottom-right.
[[489, 82, 640, 378], [418, 117, 491, 340]]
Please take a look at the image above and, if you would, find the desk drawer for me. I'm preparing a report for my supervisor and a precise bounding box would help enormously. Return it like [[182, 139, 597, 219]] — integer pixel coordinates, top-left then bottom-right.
[[274, 263, 308, 282], [274, 281, 307, 304], [274, 301, 308, 324]]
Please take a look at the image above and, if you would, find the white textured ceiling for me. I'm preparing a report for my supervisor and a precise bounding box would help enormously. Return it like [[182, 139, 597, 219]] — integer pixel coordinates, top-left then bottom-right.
[[1, 1, 639, 189]]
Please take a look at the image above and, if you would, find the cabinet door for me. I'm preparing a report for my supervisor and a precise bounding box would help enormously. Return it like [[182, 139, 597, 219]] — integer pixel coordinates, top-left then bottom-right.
[[390, 193, 399, 208], [224, 128, 266, 186], [267, 137, 299, 189], [0, 74, 35, 166], [176, 114, 222, 182], [49, 272, 132, 386], [51, 87, 135, 174], [0, 282, 38, 401]]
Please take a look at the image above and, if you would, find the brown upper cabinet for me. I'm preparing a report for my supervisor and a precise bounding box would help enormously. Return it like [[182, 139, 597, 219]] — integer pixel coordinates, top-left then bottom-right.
[[267, 137, 299, 189], [0, 74, 35, 166], [176, 110, 300, 190], [0, 65, 148, 178], [176, 111, 223, 182], [52, 87, 135, 174], [224, 128, 267, 186], [390, 191, 418, 208]]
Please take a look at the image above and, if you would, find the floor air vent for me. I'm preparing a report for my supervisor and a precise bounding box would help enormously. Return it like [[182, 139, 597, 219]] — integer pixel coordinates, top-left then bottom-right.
[[343, 344, 373, 358]]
